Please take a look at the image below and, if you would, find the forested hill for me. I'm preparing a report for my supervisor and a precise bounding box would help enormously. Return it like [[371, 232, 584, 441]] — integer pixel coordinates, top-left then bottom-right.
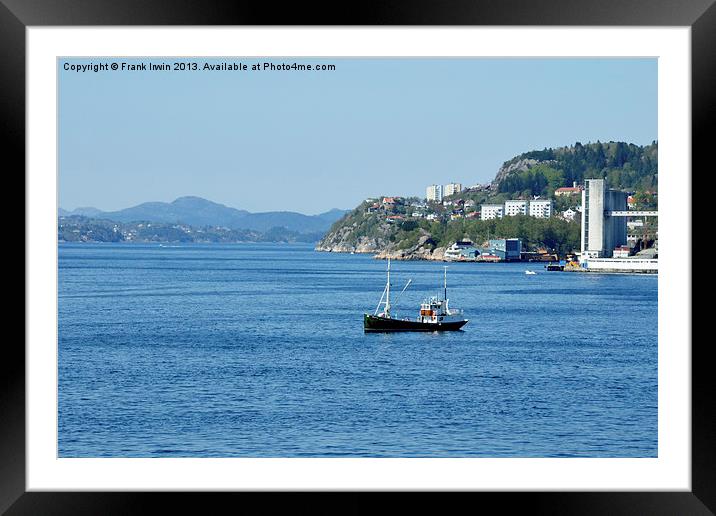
[[494, 141, 658, 197], [316, 140, 656, 258]]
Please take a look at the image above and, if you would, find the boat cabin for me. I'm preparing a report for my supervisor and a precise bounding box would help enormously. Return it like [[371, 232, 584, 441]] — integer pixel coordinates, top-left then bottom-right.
[[419, 296, 448, 323]]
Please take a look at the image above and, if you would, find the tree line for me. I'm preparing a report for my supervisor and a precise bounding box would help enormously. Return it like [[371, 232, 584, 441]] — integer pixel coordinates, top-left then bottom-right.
[[499, 141, 658, 197], [394, 215, 581, 257]]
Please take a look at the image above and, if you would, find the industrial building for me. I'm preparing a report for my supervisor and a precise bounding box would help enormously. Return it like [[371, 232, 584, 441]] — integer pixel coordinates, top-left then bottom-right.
[[580, 178, 628, 258], [486, 238, 522, 261], [579, 178, 658, 273]]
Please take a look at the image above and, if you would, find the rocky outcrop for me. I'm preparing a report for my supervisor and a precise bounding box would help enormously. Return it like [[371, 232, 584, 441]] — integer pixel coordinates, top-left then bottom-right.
[[374, 247, 447, 261], [315, 235, 384, 253], [491, 158, 540, 188], [373, 235, 446, 261], [317, 223, 449, 261], [315, 211, 396, 253]]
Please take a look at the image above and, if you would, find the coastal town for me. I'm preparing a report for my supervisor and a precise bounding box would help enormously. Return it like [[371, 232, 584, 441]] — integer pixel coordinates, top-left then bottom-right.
[[59, 142, 659, 274], [318, 177, 658, 274]]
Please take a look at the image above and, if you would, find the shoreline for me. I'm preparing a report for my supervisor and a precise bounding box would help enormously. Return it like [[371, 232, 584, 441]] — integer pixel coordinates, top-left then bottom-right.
[[316, 247, 658, 273], [60, 242, 658, 274], [565, 267, 657, 275]]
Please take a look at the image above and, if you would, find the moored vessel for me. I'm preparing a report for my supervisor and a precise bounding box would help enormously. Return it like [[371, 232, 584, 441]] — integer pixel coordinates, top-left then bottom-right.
[[364, 259, 468, 332]]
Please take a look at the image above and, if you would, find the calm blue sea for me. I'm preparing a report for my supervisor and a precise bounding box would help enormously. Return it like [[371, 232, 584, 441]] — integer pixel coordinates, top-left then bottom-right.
[[58, 242, 658, 457]]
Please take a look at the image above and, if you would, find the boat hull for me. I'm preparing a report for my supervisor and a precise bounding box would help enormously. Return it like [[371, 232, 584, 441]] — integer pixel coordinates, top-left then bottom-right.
[[364, 314, 468, 332]]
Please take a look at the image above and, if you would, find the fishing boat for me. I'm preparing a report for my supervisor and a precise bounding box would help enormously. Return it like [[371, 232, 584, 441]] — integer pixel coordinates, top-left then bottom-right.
[[363, 259, 468, 332]]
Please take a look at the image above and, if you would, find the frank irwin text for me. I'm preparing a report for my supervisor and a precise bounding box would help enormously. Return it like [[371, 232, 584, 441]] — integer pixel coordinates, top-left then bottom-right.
[[62, 61, 337, 73]]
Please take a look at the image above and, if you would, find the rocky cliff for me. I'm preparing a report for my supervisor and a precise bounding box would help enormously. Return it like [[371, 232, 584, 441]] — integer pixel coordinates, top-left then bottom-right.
[[314, 220, 387, 253], [490, 158, 540, 189], [315, 206, 448, 260], [373, 235, 446, 261]]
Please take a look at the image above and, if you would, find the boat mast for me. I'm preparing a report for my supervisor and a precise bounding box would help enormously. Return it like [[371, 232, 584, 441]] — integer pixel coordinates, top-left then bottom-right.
[[443, 266, 448, 300], [385, 258, 391, 316]]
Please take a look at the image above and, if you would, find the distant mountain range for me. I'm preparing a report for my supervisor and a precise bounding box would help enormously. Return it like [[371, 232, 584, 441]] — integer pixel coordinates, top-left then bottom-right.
[[59, 196, 349, 234]]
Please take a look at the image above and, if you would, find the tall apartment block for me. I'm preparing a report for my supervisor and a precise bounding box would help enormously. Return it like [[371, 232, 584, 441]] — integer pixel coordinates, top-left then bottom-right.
[[444, 182, 463, 197], [426, 184, 443, 202]]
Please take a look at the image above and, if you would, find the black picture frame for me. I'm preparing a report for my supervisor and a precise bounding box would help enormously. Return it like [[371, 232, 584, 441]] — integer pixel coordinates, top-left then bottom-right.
[[6, 0, 710, 513]]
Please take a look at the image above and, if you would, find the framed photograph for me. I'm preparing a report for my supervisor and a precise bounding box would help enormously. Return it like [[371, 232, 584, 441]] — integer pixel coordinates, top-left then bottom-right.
[[8, 0, 710, 512]]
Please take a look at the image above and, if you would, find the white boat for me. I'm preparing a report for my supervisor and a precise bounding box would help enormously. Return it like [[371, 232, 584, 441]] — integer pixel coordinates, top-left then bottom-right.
[[525, 270, 536, 275], [444, 239, 479, 261]]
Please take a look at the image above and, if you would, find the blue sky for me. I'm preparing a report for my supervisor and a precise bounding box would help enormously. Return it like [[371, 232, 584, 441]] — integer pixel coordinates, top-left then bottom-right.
[[59, 58, 657, 214]]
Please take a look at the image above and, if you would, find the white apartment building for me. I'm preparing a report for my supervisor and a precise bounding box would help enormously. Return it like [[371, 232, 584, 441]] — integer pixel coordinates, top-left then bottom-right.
[[504, 200, 528, 216], [426, 184, 443, 202], [529, 199, 553, 218], [481, 204, 504, 220], [444, 182, 463, 197], [481, 199, 553, 221]]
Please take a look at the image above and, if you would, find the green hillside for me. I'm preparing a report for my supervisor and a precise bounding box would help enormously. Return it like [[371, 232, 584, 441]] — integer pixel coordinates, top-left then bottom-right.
[[496, 140, 657, 197]]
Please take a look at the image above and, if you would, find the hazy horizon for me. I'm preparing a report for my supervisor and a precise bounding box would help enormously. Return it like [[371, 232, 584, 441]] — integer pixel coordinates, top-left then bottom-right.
[[59, 57, 657, 214], [58, 195, 349, 216]]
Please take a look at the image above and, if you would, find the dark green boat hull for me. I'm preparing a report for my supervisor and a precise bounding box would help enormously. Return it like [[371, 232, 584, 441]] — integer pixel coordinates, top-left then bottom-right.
[[364, 313, 468, 332]]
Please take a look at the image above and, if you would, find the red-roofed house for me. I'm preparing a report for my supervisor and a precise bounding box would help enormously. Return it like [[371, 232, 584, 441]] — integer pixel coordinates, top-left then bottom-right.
[[554, 186, 583, 197]]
